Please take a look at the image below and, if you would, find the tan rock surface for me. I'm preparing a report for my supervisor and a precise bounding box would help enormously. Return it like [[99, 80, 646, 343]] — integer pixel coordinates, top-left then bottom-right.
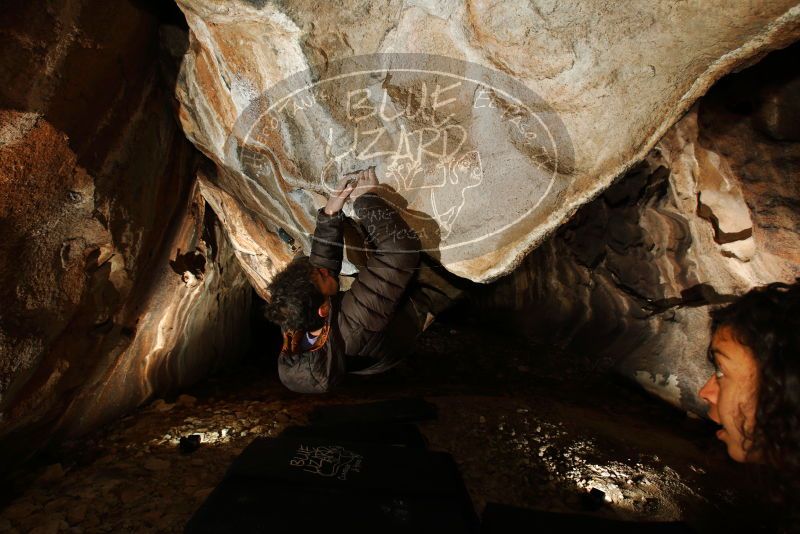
[[173, 0, 800, 283]]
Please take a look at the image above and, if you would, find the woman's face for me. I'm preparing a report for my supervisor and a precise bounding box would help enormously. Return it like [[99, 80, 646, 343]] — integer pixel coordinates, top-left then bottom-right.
[[698, 326, 760, 462]]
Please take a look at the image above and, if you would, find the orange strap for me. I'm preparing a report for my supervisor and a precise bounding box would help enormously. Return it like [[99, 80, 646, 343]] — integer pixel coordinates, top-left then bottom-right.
[[281, 323, 331, 355]]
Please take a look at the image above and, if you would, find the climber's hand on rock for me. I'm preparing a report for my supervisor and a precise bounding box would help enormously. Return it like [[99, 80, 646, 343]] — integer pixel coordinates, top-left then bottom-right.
[[350, 166, 379, 200], [324, 174, 358, 215]]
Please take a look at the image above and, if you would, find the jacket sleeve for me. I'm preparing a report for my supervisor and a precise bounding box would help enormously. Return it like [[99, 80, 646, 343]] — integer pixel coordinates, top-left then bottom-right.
[[338, 193, 421, 355], [309, 207, 345, 274]]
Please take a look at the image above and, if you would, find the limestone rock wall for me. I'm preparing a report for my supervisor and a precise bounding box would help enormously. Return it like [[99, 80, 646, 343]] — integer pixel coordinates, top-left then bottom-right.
[[1, 0, 798, 460], [0, 0, 252, 464], [478, 49, 800, 414], [172, 0, 800, 287]]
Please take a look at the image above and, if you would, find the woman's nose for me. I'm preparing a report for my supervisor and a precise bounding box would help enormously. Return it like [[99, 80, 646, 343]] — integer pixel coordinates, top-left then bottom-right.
[[699, 374, 719, 405]]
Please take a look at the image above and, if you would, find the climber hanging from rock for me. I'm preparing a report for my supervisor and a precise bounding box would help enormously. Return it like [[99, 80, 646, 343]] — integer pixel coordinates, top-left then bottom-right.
[[263, 166, 461, 393]]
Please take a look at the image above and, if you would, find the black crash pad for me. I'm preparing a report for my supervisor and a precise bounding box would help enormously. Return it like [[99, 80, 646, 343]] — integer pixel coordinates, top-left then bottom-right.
[[279, 422, 428, 448], [185, 436, 477, 533]]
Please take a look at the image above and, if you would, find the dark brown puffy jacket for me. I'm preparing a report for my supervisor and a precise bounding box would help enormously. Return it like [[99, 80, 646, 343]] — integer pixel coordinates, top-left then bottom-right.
[[277, 192, 421, 393]]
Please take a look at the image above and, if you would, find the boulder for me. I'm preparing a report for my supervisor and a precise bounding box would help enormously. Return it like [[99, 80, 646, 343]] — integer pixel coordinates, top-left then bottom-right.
[[172, 0, 800, 285]]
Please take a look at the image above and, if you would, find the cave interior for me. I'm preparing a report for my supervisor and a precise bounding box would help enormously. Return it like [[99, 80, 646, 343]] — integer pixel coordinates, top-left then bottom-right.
[[1, 1, 799, 532]]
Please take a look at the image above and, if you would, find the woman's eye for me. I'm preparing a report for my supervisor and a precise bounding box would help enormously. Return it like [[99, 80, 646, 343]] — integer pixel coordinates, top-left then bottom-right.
[[715, 368, 725, 379]]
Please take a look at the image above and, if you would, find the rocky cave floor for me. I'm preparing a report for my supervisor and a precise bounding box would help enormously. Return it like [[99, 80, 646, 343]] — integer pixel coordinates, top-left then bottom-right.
[[1, 315, 768, 533]]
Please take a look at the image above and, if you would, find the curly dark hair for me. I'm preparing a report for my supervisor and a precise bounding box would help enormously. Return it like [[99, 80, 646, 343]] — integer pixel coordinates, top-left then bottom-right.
[[263, 256, 326, 332], [709, 279, 800, 510]]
